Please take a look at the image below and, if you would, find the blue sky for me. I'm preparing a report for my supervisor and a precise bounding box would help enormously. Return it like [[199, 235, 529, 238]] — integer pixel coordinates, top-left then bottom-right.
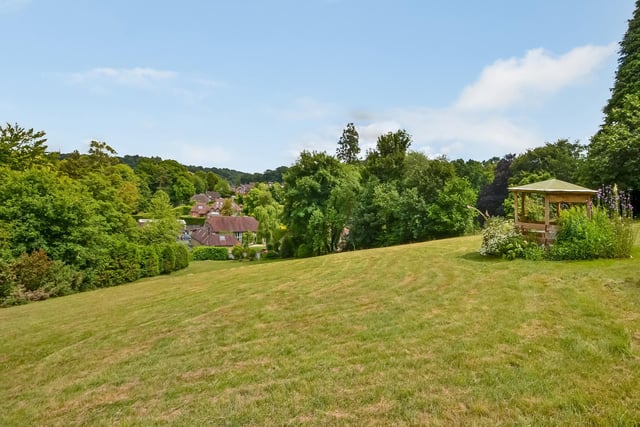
[[0, 1, 635, 172]]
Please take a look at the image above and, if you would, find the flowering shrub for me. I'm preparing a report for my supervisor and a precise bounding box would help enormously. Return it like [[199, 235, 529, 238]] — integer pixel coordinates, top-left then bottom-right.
[[480, 217, 525, 259], [550, 185, 635, 260], [596, 184, 635, 258], [596, 184, 634, 219], [549, 207, 614, 260]]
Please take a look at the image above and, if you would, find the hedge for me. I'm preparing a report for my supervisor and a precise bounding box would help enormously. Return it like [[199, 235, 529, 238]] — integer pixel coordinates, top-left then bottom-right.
[[192, 246, 229, 261]]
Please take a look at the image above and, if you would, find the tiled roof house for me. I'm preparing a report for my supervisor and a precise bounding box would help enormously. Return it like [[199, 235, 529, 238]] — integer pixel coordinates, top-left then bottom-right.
[[191, 216, 259, 247]]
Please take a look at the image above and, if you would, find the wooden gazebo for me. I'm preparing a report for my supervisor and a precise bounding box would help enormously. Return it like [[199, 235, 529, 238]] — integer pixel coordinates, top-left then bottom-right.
[[508, 179, 597, 244]]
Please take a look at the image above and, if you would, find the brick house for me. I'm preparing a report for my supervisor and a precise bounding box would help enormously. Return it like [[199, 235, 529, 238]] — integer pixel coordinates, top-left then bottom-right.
[[191, 216, 259, 247]]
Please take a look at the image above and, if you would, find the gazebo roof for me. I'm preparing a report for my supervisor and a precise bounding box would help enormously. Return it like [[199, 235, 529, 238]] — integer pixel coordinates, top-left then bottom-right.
[[508, 179, 597, 195]]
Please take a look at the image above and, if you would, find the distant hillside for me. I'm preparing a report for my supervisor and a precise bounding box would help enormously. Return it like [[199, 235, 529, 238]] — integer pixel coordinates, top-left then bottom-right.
[[119, 155, 288, 185]]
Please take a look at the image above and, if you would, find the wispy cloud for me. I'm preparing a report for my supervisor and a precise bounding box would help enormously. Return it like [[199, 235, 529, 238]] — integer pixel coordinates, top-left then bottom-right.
[[0, 0, 30, 13], [454, 43, 616, 111], [70, 67, 177, 89], [67, 67, 228, 105]]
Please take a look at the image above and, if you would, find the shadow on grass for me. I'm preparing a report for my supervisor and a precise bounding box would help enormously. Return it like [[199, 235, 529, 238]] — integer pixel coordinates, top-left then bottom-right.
[[459, 252, 506, 263]]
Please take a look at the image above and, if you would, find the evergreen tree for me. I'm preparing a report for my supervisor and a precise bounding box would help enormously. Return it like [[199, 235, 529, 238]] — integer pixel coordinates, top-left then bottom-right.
[[336, 122, 360, 164], [603, 1, 640, 121], [586, 1, 640, 195]]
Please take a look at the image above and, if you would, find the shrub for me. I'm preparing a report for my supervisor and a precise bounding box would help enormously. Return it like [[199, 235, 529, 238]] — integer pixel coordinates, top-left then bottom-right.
[[480, 217, 526, 259], [192, 246, 229, 261], [13, 250, 52, 291], [296, 243, 313, 258], [140, 245, 160, 277], [0, 259, 16, 299], [157, 244, 176, 274], [174, 244, 190, 270], [263, 250, 280, 260], [279, 236, 295, 259], [181, 216, 206, 226], [231, 245, 244, 260], [9, 250, 81, 301], [246, 247, 257, 261], [549, 205, 634, 260]]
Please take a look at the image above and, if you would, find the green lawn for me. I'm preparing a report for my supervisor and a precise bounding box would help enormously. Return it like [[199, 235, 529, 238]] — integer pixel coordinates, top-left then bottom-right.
[[1, 235, 640, 426]]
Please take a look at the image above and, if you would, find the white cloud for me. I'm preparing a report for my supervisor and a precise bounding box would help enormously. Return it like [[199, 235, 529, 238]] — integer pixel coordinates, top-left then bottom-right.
[[70, 67, 177, 89], [336, 43, 615, 160], [354, 107, 538, 160], [454, 43, 616, 111]]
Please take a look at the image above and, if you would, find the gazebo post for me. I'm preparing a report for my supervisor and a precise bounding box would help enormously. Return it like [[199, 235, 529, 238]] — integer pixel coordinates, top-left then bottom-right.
[[513, 192, 519, 224], [544, 195, 550, 244]]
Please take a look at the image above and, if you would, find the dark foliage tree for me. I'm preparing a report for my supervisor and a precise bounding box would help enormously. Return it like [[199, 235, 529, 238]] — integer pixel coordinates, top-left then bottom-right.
[[336, 122, 360, 164], [477, 154, 515, 217]]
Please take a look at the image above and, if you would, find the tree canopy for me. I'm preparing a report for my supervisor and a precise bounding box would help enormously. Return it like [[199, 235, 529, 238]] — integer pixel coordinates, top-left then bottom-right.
[[586, 1, 640, 193]]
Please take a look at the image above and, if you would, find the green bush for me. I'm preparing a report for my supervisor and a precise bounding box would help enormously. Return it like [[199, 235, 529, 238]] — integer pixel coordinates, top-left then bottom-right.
[[180, 216, 206, 226], [279, 236, 295, 258], [549, 206, 634, 260], [89, 240, 144, 288], [296, 243, 313, 258], [192, 246, 229, 261], [9, 250, 81, 301], [263, 250, 280, 260], [157, 244, 176, 274], [0, 259, 16, 299], [13, 250, 52, 291], [246, 247, 257, 261], [174, 244, 190, 270], [231, 245, 244, 260], [480, 217, 526, 259], [140, 245, 160, 277]]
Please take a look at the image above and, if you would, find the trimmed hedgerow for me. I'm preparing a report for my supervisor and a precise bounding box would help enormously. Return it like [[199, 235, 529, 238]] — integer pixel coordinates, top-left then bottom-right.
[[192, 246, 229, 261]]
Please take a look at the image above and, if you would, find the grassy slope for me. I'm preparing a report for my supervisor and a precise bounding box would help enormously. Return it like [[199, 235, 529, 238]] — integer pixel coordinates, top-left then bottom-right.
[[1, 235, 640, 426]]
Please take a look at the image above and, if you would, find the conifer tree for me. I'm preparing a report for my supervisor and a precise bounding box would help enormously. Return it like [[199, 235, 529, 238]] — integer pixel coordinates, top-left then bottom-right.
[[586, 1, 640, 192], [336, 122, 360, 164], [603, 1, 640, 121]]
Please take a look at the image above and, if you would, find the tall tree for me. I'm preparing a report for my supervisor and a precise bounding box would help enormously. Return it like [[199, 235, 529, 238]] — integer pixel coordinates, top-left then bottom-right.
[[243, 183, 284, 247], [364, 129, 412, 182], [282, 151, 359, 255], [603, 1, 640, 120], [510, 139, 586, 185], [138, 191, 182, 245], [0, 123, 52, 170], [336, 122, 360, 164], [477, 153, 515, 217], [586, 2, 640, 193]]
